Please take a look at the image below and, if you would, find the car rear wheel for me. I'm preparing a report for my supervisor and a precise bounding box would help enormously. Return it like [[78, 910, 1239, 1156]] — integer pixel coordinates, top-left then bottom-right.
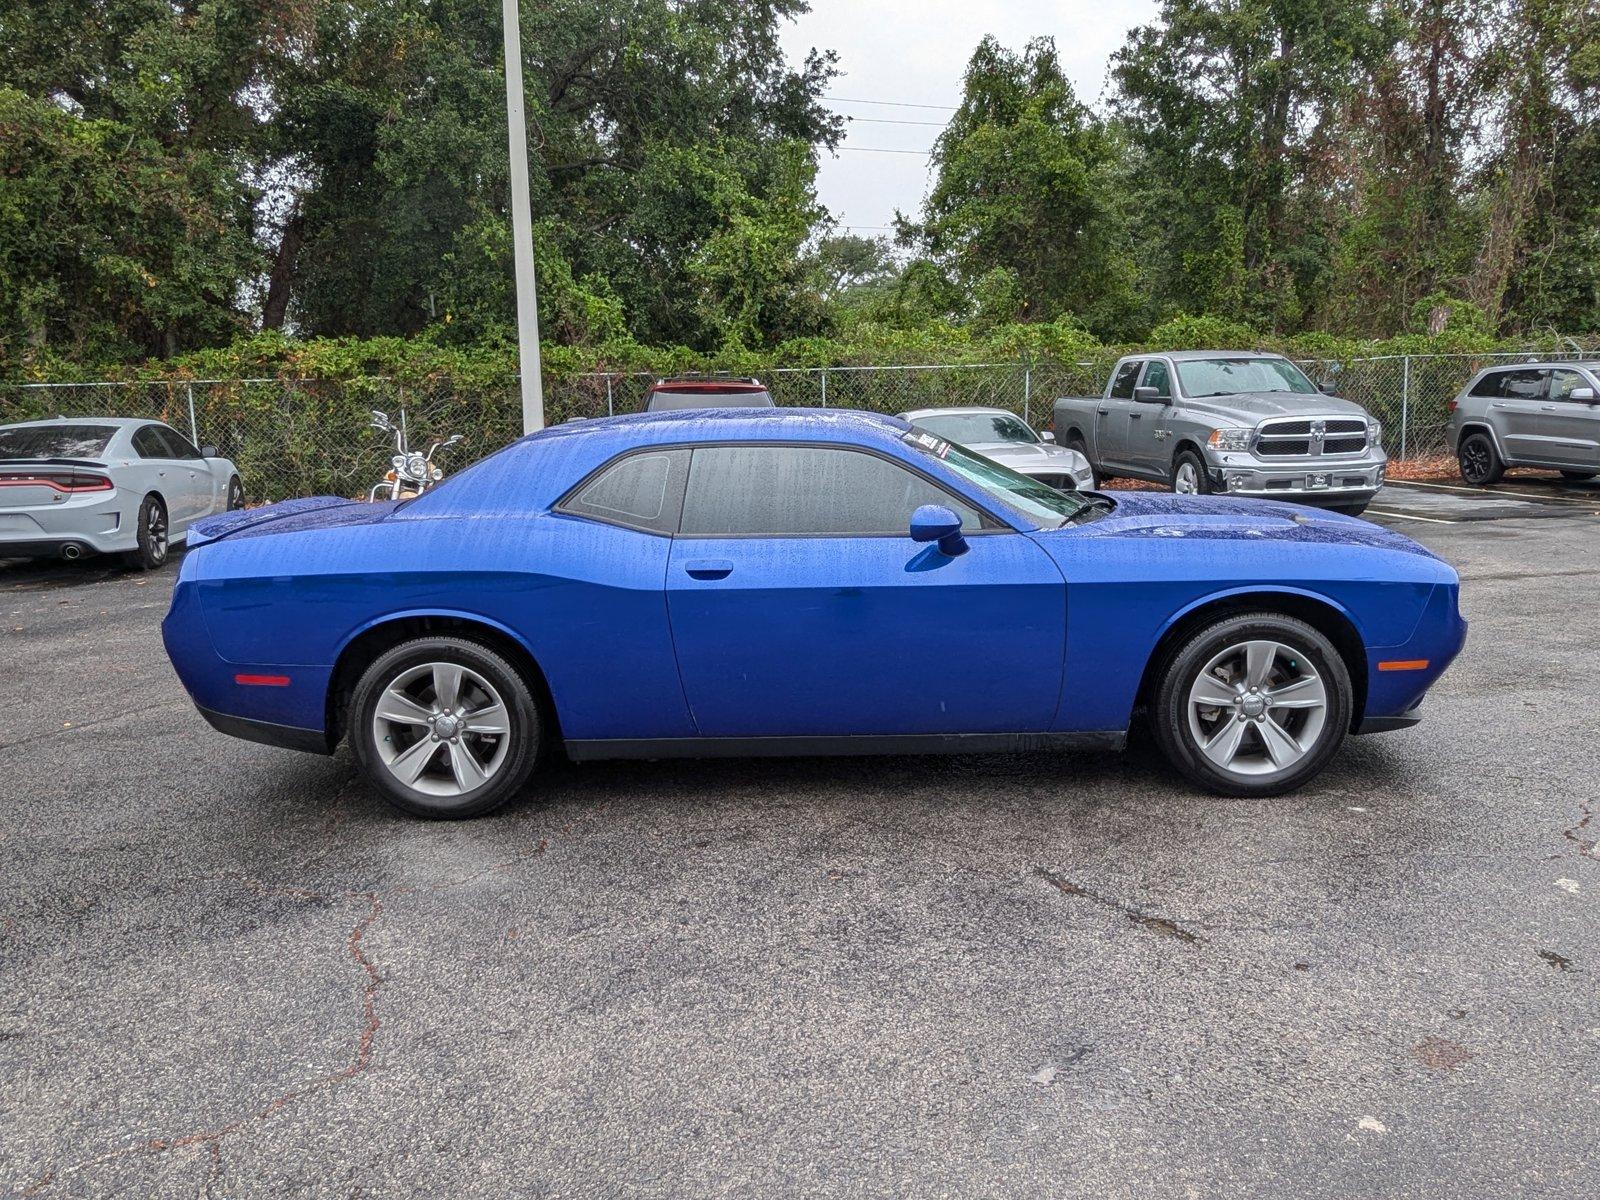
[[122, 495, 169, 570], [1172, 450, 1210, 495], [227, 475, 245, 510], [350, 637, 542, 819], [1150, 613, 1352, 797], [1559, 469, 1597, 482], [1458, 432, 1504, 485]]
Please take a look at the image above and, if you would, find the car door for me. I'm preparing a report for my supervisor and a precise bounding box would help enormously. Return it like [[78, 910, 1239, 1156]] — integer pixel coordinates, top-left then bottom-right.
[[1537, 369, 1600, 470], [129, 425, 193, 524], [152, 425, 213, 523], [1131, 358, 1176, 475], [664, 443, 1067, 738], [1488, 368, 1551, 464], [1094, 360, 1144, 474]]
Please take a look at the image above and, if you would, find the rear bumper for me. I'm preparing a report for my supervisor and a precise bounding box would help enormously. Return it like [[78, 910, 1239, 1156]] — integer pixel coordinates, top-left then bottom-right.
[[195, 704, 331, 754], [0, 493, 139, 556], [1353, 706, 1423, 735]]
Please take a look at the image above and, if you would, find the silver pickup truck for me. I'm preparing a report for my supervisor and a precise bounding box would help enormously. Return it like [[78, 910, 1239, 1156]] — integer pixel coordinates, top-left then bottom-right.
[[1053, 350, 1387, 514]]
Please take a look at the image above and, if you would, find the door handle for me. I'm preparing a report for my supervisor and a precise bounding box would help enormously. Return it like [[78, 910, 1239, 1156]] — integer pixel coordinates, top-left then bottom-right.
[[1541, 405, 1557, 411], [684, 560, 733, 580], [1129, 412, 1142, 419], [1096, 408, 1108, 415]]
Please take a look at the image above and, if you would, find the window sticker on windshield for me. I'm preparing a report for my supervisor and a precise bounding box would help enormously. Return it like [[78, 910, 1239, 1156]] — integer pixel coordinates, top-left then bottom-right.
[[903, 429, 951, 458]]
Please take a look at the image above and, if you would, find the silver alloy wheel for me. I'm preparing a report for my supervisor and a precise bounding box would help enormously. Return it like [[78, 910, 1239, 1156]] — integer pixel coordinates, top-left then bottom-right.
[[1186, 639, 1328, 777], [1174, 460, 1201, 494], [371, 661, 512, 797], [146, 501, 168, 562]]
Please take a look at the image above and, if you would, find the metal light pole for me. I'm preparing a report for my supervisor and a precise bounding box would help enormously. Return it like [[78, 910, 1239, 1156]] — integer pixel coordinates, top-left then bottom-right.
[[501, 0, 545, 433]]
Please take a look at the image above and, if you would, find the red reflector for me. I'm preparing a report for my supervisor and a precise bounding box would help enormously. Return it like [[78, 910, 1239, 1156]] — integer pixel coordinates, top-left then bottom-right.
[[235, 673, 291, 687], [1377, 659, 1430, 672]]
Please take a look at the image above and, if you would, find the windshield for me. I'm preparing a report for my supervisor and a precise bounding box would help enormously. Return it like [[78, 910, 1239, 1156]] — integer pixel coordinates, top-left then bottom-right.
[[911, 412, 1038, 446], [1175, 358, 1318, 399], [0, 424, 116, 460], [902, 430, 1095, 529], [647, 389, 774, 411]]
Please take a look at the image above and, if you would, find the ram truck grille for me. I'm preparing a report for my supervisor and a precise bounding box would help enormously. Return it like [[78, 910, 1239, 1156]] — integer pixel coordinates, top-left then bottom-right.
[[1255, 417, 1368, 457]]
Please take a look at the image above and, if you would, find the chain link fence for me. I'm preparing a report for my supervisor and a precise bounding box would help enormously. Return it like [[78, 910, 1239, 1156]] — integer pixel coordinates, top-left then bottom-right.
[[2, 351, 1594, 502]]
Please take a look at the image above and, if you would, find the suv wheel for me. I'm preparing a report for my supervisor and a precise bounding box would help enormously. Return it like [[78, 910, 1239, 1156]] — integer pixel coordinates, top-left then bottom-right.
[[349, 637, 542, 818], [1458, 432, 1504, 485], [1150, 613, 1352, 797], [1172, 450, 1210, 495]]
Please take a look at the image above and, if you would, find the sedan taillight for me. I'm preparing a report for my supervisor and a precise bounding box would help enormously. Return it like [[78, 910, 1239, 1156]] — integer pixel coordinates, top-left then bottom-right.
[[0, 470, 114, 492]]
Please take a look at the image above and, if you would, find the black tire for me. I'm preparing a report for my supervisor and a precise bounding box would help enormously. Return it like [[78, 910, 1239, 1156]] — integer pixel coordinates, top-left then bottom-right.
[[349, 636, 542, 819], [1150, 613, 1352, 798], [1329, 501, 1369, 517], [226, 475, 245, 509], [1171, 448, 1212, 495], [1457, 431, 1504, 485], [122, 494, 170, 570], [1559, 469, 1597, 482]]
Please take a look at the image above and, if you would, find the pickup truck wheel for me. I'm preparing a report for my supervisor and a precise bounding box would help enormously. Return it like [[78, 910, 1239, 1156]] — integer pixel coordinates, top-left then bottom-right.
[[1458, 432, 1504, 485], [1172, 450, 1210, 495], [350, 637, 542, 819], [1151, 613, 1352, 797]]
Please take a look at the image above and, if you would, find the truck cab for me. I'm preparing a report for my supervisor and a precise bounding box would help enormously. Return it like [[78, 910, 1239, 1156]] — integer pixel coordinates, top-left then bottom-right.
[[1052, 351, 1388, 515]]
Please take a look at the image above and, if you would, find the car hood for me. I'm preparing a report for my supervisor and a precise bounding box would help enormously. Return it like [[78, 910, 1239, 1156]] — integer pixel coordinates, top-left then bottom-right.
[[1179, 392, 1371, 423], [187, 496, 400, 547], [969, 442, 1091, 472], [1059, 492, 1443, 560]]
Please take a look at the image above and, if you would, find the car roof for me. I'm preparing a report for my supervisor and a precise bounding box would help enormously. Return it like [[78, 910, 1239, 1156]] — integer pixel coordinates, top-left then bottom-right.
[[647, 378, 767, 393], [0, 416, 163, 430], [899, 406, 1020, 421], [1473, 361, 1598, 372], [1127, 350, 1291, 362], [536, 406, 907, 449]]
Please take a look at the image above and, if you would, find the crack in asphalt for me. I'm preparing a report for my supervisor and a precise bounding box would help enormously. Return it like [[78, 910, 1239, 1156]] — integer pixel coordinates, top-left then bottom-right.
[[0, 700, 188, 754], [1035, 867, 1207, 945], [18, 815, 579, 1195]]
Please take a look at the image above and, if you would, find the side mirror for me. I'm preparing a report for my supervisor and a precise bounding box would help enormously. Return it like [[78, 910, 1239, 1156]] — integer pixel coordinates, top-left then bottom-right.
[[1571, 386, 1597, 402], [371, 410, 391, 430], [1133, 386, 1165, 404], [198, 444, 218, 459], [909, 504, 968, 557], [1040, 430, 1056, 442], [444, 433, 464, 446], [1320, 383, 1341, 396]]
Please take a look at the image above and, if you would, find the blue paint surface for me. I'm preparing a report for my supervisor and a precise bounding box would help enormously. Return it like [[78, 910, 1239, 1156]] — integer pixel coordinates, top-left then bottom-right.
[[164, 408, 1466, 749]]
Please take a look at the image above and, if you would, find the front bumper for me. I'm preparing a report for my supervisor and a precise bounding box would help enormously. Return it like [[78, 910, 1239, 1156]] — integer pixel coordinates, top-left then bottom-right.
[[1206, 453, 1386, 501], [1017, 464, 1096, 491]]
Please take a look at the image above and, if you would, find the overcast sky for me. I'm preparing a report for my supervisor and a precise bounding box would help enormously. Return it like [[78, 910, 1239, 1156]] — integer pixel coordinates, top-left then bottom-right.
[[778, 0, 1159, 236]]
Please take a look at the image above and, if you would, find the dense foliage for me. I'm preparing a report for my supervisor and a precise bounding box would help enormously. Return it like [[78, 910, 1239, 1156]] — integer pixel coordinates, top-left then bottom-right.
[[0, 0, 1595, 379]]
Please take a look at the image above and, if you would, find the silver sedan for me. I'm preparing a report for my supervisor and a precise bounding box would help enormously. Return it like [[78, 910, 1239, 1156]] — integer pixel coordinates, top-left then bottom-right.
[[899, 406, 1096, 490], [0, 417, 243, 569]]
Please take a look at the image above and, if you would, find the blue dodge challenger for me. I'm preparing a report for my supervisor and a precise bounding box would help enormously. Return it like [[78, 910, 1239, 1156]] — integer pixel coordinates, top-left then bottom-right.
[[163, 408, 1465, 818]]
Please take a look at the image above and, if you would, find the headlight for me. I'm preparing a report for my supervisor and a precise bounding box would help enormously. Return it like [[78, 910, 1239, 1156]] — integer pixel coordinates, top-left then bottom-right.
[[1370, 421, 1383, 448], [405, 453, 428, 479], [1207, 428, 1252, 452]]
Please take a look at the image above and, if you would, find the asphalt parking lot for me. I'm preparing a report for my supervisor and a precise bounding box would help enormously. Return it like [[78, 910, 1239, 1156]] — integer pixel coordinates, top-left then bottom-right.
[[2, 488, 1597, 1198]]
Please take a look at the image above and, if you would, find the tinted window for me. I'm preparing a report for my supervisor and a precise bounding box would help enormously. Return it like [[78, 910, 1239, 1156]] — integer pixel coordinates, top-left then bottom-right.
[[0, 424, 116, 460], [1141, 360, 1172, 399], [560, 448, 689, 534], [1548, 370, 1593, 401], [1469, 372, 1504, 398], [679, 445, 985, 536], [154, 426, 201, 459], [1496, 369, 1546, 399], [131, 426, 169, 459], [910, 412, 1037, 445], [1108, 362, 1142, 400], [646, 389, 774, 411]]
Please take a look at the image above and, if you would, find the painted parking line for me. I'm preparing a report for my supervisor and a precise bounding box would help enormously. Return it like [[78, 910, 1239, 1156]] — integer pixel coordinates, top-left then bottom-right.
[[1387, 478, 1597, 504], [1366, 508, 1459, 524]]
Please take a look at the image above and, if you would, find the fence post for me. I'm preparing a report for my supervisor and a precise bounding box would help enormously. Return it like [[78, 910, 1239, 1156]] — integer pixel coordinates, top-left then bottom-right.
[[819, 367, 828, 408], [186, 383, 199, 445], [1399, 355, 1410, 460], [1023, 362, 1032, 426], [606, 375, 614, 418]]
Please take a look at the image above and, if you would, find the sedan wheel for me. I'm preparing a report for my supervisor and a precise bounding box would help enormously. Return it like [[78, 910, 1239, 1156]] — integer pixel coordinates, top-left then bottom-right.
[[1151, 613, 1351, 796], [350, 637, 541, 818]]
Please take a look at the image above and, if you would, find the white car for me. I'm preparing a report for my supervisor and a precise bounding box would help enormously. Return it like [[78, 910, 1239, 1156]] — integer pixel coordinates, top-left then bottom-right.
[[899, 406, 1097, 491], [0, 417, 243, 569]]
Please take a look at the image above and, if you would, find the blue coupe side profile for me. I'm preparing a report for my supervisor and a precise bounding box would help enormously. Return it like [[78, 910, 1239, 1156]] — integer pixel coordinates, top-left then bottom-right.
[[162, 409, 1466, 817]]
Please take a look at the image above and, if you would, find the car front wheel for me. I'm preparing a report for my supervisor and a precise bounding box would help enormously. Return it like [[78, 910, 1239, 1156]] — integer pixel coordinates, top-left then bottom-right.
[[227, 475, 245, 510], [349, 637, 542, 818], [1172, 449, 1211, 495], [1151, 613, 1352, 797]]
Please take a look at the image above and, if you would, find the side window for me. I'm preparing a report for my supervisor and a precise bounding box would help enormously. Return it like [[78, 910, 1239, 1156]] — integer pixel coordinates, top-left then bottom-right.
[[1468, 372, 1504, 398], [131, 426, 168, 459], [679, 445, 987, 537], [1140, 360, 1172, 399], [558, 448, 690, 534], [1500, 369, 1546, 399], [1108, 361, 1142, 400], [155, 426, 201, 459], [1548, 370, 1591, 401]]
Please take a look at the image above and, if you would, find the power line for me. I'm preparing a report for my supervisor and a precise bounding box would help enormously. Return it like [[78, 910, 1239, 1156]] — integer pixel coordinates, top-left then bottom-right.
[[826, 95, 957, 111], [838, 146, 933, 156], [844, 116, 947, 127]]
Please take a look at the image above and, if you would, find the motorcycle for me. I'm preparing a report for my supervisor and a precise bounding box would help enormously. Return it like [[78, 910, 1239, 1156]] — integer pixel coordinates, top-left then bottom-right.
[[367, 410, 463, 501]]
